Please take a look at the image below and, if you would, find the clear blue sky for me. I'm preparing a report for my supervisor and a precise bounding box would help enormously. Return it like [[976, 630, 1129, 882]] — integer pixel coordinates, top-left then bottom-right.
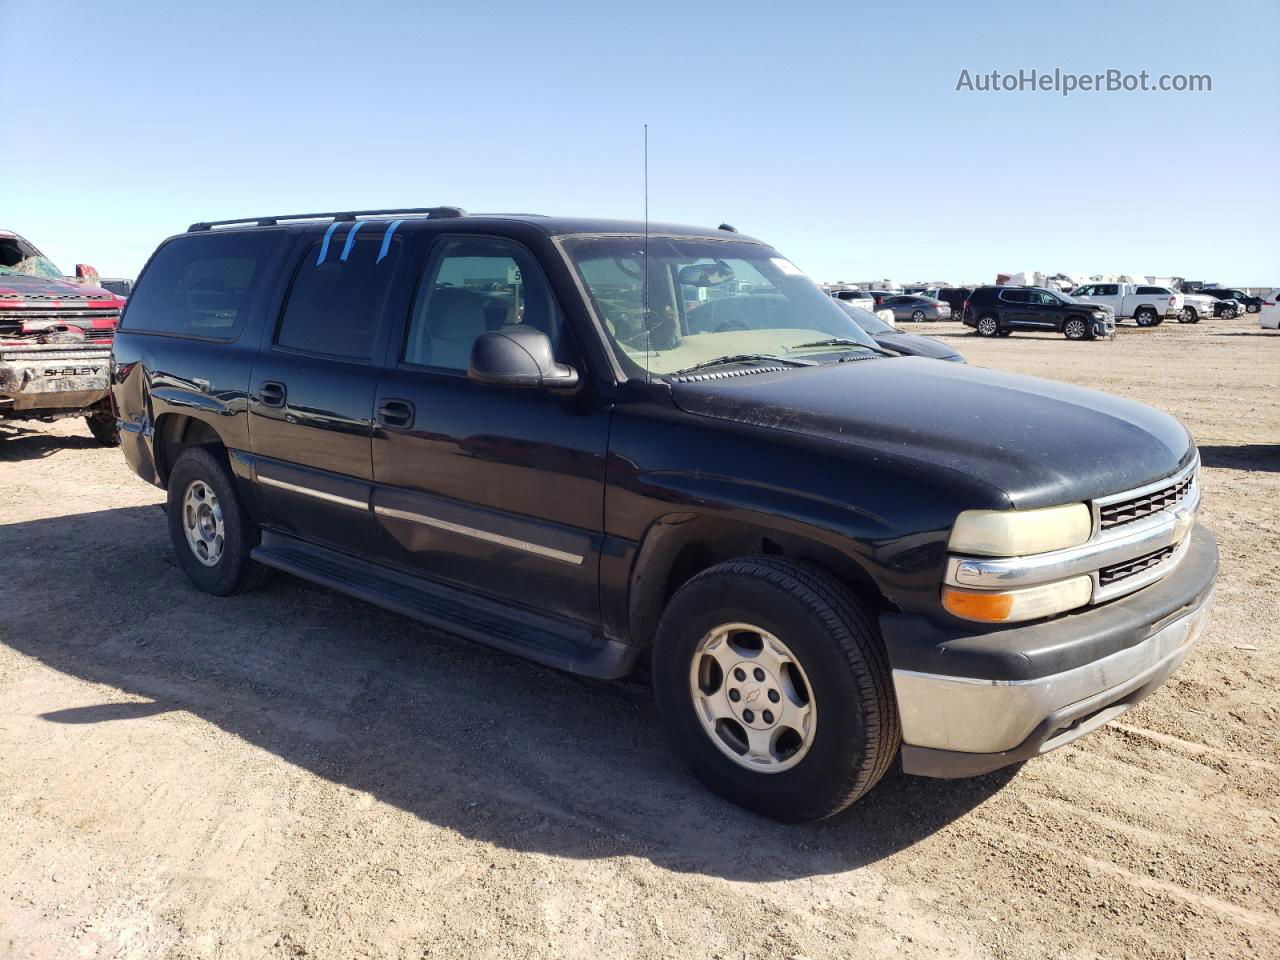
[[3, 0, 1277, 284]]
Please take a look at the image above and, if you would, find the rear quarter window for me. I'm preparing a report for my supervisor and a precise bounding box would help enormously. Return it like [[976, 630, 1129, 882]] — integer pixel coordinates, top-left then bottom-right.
[[121, 231, 285, 339]]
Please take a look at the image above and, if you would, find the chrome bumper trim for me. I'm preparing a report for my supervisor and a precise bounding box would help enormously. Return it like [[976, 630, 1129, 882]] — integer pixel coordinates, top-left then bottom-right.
[[892, 588, 1214, 754]]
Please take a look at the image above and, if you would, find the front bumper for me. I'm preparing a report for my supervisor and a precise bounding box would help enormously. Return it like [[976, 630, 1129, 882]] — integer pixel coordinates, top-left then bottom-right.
[[883, 525, 1217, 778], [0, 345, 111, 413]]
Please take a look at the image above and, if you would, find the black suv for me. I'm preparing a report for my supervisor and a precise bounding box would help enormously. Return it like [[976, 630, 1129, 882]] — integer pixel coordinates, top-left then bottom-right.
[[111, 209, 1216, 821], [962, 285, 1115, 340], [1198, 288, 1262, 314], [922, 286, 973, 315]]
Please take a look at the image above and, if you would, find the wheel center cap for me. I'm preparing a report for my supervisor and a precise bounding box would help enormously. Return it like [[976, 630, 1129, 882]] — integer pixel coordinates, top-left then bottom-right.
[[727, 661, 780, 729]]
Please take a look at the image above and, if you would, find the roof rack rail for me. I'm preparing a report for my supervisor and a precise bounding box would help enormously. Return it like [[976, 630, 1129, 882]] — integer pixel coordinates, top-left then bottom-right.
[[187, 206, 468, 232]]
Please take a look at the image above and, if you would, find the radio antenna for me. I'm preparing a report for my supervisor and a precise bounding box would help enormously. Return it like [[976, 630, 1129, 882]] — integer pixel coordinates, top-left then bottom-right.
[[643, 123, 651, 382]]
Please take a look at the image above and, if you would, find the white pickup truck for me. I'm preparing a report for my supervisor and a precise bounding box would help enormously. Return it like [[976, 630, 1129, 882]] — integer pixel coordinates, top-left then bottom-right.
[[1072, 283, 1184, 327]]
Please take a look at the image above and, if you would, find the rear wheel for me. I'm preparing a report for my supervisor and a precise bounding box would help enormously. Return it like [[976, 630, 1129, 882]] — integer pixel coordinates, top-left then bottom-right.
[[652, 556, 899, 822], [910, 310, 926, 323], [1064, 318, 1090, 340], [1135, 308, 1158, 327], [166, 447, 272, 596], [976, 315, 1000, 337]]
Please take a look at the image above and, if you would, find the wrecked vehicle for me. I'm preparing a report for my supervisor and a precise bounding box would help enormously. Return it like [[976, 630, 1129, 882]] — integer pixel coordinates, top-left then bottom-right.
[[0, 229, 125, 444]]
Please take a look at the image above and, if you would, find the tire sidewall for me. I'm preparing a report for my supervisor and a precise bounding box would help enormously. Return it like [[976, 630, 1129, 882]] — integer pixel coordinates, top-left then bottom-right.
[[977, 315, 999, 337], [652, 570, 882, 820], [166, 448, 256, 596]]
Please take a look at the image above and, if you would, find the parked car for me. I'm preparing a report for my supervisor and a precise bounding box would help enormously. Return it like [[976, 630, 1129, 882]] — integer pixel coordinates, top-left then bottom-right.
[[921, 287, 973, 316], [828, 288, 877, 313], [1199, 288, 1262, 314], [0, 229, 125, 442], [835, 300, 964, 361], [1259, 289, 1280, 330], [112, 208, 1215, 822], [880, 294, 951, 323], [866, 290, 898, 306], [1174, 289, 1217, 324], [1205, 296, 1243, 320], [1071, 283, 1183, 327], [963, 286, 1115, 340]]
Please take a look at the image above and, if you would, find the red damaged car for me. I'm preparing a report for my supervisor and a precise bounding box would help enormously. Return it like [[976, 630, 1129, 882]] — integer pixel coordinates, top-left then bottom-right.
[[1, 229, 125, 444]]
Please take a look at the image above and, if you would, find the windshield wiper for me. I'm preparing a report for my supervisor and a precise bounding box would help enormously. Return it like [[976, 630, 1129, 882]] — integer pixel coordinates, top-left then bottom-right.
[[669, 354, 816, 376], [788, 337, 872, 350]]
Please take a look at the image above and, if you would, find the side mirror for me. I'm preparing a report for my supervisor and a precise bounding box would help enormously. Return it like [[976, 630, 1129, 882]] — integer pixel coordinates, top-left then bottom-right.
[[75, 264, 100, 284], [469, 327, 580, 392]]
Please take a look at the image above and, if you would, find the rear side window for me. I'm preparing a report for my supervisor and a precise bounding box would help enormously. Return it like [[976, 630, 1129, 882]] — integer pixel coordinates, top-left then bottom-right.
[[999, 289, 1029, 303], [1136, 286, 1165, 294], [275, 228, 403, 361], [122, 231, 283, 338]]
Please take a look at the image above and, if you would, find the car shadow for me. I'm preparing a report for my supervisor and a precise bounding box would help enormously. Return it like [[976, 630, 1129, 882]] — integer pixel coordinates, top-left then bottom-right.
[[1, 426, 101, 461], [1197, 444, 1280, 473], [1, 505, 1017, 881]]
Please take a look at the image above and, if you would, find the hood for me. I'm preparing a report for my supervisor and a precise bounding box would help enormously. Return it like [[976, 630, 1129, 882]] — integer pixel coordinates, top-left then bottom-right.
[[873, 332, 964, 362], [0, 272, 123, 307], [670, 358, 1193, 509]]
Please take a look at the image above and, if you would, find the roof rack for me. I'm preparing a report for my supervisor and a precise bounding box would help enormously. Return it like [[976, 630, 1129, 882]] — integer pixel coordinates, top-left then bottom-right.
[[187, 206, 468, 232]]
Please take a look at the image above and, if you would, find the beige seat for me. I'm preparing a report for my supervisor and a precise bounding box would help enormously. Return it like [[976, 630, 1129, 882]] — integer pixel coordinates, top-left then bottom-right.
[[410, 287, 489, 369]]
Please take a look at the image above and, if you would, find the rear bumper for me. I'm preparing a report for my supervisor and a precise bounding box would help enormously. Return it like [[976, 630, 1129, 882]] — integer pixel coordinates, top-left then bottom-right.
[[883, 525, 1217, 777]]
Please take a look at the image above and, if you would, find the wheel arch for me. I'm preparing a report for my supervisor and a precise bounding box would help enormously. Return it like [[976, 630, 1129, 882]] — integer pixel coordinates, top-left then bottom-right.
[[154, 412, 230, 488], [626, 512, 884, 651]]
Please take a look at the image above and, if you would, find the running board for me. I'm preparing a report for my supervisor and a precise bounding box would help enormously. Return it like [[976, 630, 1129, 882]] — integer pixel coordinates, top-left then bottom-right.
[[252, 531, 638, 679]]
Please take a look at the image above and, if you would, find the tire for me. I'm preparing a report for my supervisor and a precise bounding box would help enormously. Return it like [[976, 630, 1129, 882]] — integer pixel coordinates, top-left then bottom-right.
[[85, 406, 119, 446], [1135, 308, 1157, 327], [166, 447, 272, 596], [976, 315, 1000, 337], [651, 556, 899, 823], [910, 310, 926, 323], [1178, 308, 1197, 324], [1064, 318, 1090, 341], [1223, 307, 1237, 320]]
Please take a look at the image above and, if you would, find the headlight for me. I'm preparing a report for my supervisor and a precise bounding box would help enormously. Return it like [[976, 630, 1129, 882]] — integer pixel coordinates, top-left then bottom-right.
[[942, 575, 1093, 623], [1092, 311, 1107, 320], [949, 503, 1092, 556]]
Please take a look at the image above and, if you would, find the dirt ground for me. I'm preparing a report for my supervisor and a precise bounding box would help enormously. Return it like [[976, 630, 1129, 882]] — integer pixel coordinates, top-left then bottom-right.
[[2, 314, 1277, 960]]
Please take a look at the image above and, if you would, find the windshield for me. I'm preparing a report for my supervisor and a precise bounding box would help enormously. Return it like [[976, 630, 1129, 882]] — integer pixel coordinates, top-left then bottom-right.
[[561, 236, 881, 377], [1045, 289, 1077, 305], [835, 299, 893, 334], [0, 235, 62, 280]]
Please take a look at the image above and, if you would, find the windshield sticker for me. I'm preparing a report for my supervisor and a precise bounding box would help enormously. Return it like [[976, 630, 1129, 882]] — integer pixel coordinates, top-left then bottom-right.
[[770, 257, 805, 277]]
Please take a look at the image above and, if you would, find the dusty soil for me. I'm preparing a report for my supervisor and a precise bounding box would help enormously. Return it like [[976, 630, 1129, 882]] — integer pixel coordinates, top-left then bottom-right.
[[2, 314, 1277, 960]]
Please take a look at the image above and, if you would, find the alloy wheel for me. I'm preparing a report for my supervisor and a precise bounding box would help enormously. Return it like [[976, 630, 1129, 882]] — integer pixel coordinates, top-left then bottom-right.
[[182, 479, 225, 567], [688, 623, 817, 773]]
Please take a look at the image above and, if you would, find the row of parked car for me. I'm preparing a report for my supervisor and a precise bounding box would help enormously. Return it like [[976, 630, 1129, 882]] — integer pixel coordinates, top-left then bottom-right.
[[828, 281, 1275, 343]]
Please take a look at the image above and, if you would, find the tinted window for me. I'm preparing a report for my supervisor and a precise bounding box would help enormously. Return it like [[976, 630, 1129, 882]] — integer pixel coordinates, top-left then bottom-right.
[[403, 236, 562, 371], [1000, 289, 1030, 303], [123, 231, 282, 338], [276, 230, 402, 360], [1136, 286, 1166, 294]]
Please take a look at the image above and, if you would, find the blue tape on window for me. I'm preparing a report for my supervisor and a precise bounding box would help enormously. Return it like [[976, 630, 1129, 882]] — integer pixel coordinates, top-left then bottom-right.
[[316, 221, 342, 266], [377, 220, 405, 264], [339, 220, 369, 262]]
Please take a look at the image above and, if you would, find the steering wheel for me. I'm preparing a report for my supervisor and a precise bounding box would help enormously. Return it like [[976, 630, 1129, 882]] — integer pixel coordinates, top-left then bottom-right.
[[613, 257, 645, 281]]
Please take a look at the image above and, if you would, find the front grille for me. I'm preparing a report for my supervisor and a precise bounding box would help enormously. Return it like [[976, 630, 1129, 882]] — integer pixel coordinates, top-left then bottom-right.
[[1099, 544, 1177, 586], [1098, 472, 1194, 530]]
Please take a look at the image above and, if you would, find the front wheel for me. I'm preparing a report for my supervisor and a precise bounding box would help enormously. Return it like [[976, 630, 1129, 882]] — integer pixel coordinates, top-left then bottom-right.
[[1178, 308, 1197, 324], [1223, 306, 1237, 320], [976, 315, 1000, 337], [1064, 318, 1091, 340], [85, 404, 119, 446], [652, 557, 899, 822], [166, 447, 272, 596]]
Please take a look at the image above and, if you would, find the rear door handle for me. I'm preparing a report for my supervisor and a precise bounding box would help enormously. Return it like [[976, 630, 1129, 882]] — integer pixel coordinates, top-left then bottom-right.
[[377, 399, 414, 429], [259, 381, 286, 407]]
